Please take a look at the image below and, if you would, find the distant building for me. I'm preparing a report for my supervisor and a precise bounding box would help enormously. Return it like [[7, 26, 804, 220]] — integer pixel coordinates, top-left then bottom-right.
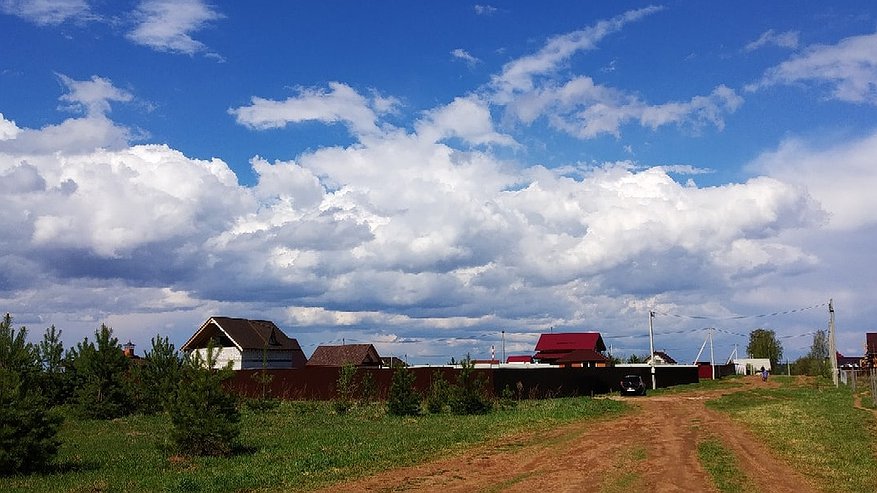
[[307, 344, 383, 367], [836, 352, 861, 368], [181, 317, 307, 370], [533, 332, 609, 367], [733, 358, 771, 375], [506, 355, 534, 364], [646, 351, 677, 365]]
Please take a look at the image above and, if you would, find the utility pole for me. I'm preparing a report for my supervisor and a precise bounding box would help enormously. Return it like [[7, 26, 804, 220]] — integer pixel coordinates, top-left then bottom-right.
[[501, 330, 505, 363], [828, 299, 838, 387], [648, 310, 656, 390]]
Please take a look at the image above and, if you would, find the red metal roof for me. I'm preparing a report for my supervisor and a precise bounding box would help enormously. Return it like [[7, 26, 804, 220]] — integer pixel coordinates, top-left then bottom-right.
[[534, 332, 606, 352], [554, 349, 608, 364], [506, 355, 534, 363]]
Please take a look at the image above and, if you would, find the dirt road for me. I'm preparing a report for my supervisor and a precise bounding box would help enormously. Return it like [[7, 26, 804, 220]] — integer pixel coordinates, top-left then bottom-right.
[[320, 377, 818, 493]]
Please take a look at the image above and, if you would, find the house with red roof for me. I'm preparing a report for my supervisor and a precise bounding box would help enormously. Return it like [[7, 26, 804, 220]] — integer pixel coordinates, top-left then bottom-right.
[[533, 332, 609, 367], [181, 317, 308, 370]]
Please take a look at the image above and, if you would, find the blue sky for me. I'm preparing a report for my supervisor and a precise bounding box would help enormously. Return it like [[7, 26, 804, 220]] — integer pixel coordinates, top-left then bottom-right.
[[2, 1, 877, 364]]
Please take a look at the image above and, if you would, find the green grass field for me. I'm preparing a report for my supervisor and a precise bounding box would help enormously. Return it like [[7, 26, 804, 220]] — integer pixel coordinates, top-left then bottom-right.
[[7, 376, 876, 492], [707, 376, 877, 493], [4, 397, 626, 492]]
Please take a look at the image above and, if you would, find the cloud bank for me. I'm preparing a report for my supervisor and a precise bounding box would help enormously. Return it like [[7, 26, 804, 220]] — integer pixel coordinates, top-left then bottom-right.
[[2, 8, 867, 362]]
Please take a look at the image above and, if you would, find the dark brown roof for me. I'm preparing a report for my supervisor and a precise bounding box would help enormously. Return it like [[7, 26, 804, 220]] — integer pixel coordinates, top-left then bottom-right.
[[181, 317, 304, 352], [307, 344, 382, 367]]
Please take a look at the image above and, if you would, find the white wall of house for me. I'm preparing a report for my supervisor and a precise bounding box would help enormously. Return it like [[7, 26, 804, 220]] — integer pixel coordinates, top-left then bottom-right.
[[191, 346, 243, 370]]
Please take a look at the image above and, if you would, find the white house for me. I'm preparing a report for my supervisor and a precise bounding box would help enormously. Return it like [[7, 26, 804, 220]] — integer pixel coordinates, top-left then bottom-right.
[[181, 317, 307, 370], [733, 358, 772, 375]]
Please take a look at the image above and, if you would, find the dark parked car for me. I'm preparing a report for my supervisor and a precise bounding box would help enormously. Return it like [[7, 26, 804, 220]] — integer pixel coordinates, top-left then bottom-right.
[[620, 374, 646, 396]]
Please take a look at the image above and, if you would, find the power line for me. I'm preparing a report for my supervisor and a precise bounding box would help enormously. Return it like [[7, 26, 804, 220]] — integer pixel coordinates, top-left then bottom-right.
[[652, 302, 827, 321]]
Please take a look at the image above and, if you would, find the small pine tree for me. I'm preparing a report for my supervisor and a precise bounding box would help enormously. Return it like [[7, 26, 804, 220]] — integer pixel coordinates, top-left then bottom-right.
[[169, 343, 240, 456], [71, 324, 132, 419], [387, 366, 421, 416], [0, 314, 62, 475], [36, 325, 70, 406], [496, 385, 518, 411], [358, 370, 377, 404], [136, 335, 181, 414], [333, 364, 357, 414], [246, 346, 279, 412], [449, 355, 492, 415], [425, 370, 449, 414]]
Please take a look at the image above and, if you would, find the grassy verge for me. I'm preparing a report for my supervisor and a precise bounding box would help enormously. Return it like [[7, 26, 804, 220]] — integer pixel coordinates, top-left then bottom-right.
[[697, 438, 752, 492], [3, 397, 626, 492], [707, 376, 877, 493], [650, 375, 745, 396], [599, 445, 647, 493]]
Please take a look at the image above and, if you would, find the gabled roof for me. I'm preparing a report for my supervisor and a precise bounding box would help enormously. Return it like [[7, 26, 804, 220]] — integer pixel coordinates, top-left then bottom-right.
[[181, 317, 303, 352], [307, 344, 382, 367], [534, 332, 606, 353], [649, 351, 677, 365]]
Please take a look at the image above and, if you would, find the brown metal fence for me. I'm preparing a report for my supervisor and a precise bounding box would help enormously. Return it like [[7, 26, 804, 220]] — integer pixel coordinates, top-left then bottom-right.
[[225, 365, 700, 401]]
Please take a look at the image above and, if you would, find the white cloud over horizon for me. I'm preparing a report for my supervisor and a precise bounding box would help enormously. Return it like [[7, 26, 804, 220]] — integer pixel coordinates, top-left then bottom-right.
[[0, 73, 843, 359]]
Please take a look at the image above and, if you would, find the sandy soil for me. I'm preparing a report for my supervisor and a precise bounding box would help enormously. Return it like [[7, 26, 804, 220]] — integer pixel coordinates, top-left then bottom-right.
[[318, 376, 818, 493]]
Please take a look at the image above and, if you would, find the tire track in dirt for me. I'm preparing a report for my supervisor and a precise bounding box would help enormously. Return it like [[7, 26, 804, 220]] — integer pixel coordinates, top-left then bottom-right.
[[317, 377, 818, 493]]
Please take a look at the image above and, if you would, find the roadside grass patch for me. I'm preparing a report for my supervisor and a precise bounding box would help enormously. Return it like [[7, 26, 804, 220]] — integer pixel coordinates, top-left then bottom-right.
[[2, 397, 626, 492], [599, 445, 647, 493], [650, 375, 745, 396], [697, 437, 752, 492], [707, 379, 877, 493]]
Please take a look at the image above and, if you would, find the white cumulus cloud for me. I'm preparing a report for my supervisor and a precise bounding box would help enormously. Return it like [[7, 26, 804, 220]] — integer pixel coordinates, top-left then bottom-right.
[[0, 0, 92, 25], [748, 29, 877, 104], [127, 0, 223, 55]]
